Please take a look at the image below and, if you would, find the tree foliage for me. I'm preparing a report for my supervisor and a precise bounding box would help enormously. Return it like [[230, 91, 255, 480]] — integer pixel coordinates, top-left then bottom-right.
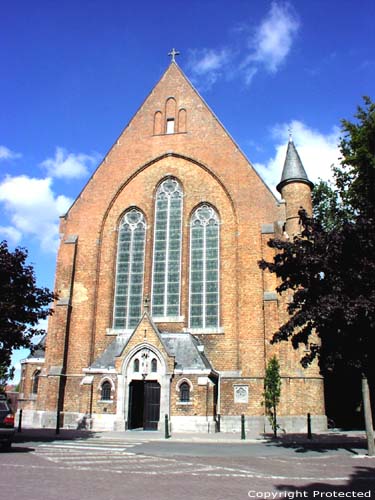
[[0, 241, 55, 380], [336, 96, 375, 219], [259, 97, 375, 381], [260, 210, 375, 378], [264, 356, 281, 438]]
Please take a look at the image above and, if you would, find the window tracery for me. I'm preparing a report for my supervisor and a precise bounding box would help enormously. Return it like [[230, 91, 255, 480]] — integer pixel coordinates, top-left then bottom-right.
[[189, 204, 220, 329], [113, 208, 146, 329], [152, 178, 183, 318]]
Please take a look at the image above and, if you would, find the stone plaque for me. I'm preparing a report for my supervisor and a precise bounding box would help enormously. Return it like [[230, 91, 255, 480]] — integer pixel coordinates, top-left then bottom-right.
[[234, 385, 249, 403]]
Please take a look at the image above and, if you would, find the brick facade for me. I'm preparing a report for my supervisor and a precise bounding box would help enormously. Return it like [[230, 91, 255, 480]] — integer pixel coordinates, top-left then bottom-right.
[[19, 61, 326, 434]]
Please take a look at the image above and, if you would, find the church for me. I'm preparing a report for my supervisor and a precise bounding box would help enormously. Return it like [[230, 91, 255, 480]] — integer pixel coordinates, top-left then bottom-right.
[[18, 54, 326, 434]]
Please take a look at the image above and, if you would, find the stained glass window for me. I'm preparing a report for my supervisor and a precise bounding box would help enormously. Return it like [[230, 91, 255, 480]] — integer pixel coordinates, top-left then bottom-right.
[[152, 178, 183, 318], [189, 205, 220, 329], [113, 208, 146, 329]]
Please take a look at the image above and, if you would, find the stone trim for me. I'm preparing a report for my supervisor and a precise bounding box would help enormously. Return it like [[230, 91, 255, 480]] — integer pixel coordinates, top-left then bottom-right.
[[263, 291, 278, 301]]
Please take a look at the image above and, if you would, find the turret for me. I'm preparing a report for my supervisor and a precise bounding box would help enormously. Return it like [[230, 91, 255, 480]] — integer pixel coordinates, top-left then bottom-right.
[[277, 138, 314, 236]]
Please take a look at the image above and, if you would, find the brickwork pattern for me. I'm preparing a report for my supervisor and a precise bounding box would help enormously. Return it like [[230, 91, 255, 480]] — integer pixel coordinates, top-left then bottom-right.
[[24, 62, 325, 427]]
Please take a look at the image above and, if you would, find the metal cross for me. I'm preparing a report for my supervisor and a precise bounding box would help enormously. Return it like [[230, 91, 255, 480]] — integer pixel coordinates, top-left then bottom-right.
[[168, 48, 180, 62], [288, 126, 293, 142]]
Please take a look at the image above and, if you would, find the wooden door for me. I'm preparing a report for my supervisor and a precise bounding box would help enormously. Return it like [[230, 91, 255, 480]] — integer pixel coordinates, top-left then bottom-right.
[[143, 381, 160, 430]]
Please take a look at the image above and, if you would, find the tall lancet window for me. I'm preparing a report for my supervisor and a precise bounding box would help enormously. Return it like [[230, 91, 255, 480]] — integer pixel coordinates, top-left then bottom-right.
[[152, 178, 183, 318], [189, 204, 220, 329], [113, 208, 146, 329]]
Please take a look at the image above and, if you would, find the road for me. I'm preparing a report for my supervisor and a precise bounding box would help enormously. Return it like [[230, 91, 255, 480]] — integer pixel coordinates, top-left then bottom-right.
[[1, 433, 374, 500]]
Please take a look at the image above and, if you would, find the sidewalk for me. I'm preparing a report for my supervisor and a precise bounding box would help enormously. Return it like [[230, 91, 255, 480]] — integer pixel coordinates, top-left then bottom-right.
[[13, 426, 369, 447]]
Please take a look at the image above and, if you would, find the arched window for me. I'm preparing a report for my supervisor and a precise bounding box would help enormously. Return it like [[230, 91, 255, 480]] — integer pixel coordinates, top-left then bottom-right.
[[179, 382, 190, 402], [133, 359, 140, 372], [113, 208, 146, 329], [32, 370, 41, 395], [151, 358, 157, 372], [152, 178, 183, 318], [101, 381, 112, 401], [189, 204, 220, 329]]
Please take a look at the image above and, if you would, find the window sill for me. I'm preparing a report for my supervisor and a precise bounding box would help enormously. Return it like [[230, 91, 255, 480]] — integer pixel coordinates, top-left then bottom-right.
[[106, 328, 133, 336], [152, 132, 188, 137], [176, 401, 193, 406], [184, 327, 224, 335], [98, 400, 114, 404], [153, 316, 185, 323]]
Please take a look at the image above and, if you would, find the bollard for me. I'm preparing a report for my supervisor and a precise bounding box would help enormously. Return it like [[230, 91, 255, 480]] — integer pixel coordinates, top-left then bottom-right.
[[165, 414, 170, 439], [241, 414, 246, 440], [307, 412, 312, 439], [56, 409, 60, 435], [216, 413, 221, 433], [17, 409, 22, 433]]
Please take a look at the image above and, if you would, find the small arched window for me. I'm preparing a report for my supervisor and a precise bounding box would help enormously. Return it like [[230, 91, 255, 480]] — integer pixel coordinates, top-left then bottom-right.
[[179, 382, 190, 402], [151, 358, 157, 372], [32, 370, 41, 395], [101, 381, 112, 401], [133, 359, 140, 372]]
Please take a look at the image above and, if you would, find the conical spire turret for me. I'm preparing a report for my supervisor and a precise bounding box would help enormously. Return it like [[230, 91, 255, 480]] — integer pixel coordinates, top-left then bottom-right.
[[276, 139, 313, 194], [277, 138, 314, 236]]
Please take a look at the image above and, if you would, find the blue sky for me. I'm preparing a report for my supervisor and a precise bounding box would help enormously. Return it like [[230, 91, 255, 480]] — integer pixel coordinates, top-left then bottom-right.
[[1, 0, 374, 381]]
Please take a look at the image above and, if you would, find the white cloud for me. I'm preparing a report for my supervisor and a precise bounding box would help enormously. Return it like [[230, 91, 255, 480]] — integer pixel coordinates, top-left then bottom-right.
[[0, 175, 72, 252], [188, 2, 300, 89], [40, 146, 99, 179], [246, 1, 300, 73], [0, 226, 22, 245], [254, 120, 340, 195], [0, 145, 22, 161], [188, 48, 232, 90]]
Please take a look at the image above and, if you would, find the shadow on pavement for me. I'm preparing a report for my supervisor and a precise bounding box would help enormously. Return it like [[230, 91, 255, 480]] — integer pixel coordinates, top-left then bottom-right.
[[1, 445, 36, 453], [263, 432, 368, 455], [275, 465, 375, 493], [9, 428, 97, 451]]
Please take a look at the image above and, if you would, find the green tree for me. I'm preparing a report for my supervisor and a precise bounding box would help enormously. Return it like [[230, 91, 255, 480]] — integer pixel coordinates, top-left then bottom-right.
[[264, 356, 281, 438], [312, 179, 350, 231], [259, 97, 375, 454], [0, 363, 8, 393], [0, 241, 55, 381]]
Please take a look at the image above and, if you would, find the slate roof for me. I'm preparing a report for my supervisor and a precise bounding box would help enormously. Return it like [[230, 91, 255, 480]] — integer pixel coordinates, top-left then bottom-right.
[[160, 333, 212, 370], [277, 139, 313, 193], [89, 332, 213, 372], [90, 335, 131, 370], [27, 335, 46, 359]]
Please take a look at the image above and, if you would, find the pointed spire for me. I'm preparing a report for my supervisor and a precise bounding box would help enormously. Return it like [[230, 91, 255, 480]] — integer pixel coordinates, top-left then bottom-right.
[[276, 139, 313, 194]]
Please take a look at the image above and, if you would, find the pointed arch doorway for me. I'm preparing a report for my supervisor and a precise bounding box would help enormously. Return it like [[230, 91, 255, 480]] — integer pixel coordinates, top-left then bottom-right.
[[128, 380, 161, 430]]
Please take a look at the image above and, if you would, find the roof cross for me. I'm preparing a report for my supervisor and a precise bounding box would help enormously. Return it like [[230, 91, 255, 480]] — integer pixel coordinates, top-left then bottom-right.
[[168, 48, 180, 62], [288, 126, 293, 143]]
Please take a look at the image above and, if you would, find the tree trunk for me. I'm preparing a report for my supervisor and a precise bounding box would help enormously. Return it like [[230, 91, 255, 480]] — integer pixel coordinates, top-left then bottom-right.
[[362, 376, 374, 456], [273, 404, 277, 438]]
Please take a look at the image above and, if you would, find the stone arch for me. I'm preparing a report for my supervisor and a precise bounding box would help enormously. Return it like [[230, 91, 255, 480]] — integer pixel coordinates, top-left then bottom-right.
[[176, 377, 194, 393], [118, 343, 170, 431]]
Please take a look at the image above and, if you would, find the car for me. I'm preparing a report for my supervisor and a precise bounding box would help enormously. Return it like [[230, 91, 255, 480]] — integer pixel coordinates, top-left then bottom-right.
[[0, 393, 15, 450]]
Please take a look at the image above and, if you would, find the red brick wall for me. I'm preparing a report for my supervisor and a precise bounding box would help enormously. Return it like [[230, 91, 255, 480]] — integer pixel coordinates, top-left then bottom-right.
[[38, 63, 324, 419]]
